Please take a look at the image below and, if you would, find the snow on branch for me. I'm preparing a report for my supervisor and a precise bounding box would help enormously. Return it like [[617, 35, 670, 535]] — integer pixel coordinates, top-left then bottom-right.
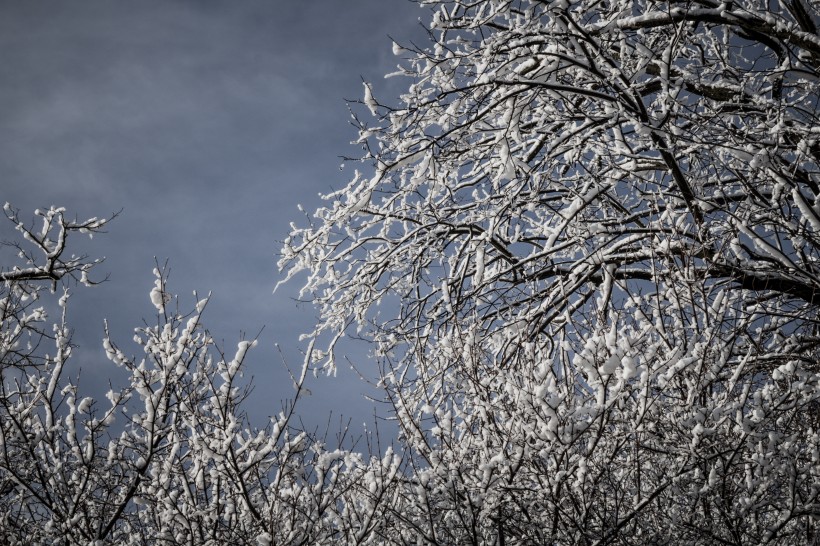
[[0, 203, 113, 287], [281, 0, 820, 542]]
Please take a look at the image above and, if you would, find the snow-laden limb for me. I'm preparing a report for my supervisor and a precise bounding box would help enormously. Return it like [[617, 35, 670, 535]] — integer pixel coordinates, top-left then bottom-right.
[[0, 204, 112, 288], [282, 0, 820, 543]]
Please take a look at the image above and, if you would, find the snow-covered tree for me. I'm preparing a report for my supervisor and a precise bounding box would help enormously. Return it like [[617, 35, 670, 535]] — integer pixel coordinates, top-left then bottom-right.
[[281, 0, 820, 543], [0, 207, 407, 545]]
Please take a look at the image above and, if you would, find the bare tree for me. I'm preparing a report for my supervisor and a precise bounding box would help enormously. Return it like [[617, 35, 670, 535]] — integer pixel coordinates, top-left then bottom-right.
[[281, 0, 820, 543]]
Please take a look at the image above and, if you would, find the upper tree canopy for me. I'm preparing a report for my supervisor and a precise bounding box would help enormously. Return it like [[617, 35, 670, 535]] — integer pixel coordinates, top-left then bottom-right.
[[281, 0, 820, 542], [282, 0, 820, 375]]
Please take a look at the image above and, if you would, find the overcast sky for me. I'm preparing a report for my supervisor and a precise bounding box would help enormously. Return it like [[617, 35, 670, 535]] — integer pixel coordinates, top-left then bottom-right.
[[0, 0, 428, 438]]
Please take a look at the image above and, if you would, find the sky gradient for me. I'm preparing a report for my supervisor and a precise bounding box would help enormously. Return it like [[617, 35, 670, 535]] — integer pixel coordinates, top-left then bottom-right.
[[0, 0, 428, 437]]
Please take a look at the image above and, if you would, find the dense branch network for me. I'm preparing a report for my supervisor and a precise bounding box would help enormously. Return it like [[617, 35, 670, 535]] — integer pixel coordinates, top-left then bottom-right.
[[281, 0, 820, 543]]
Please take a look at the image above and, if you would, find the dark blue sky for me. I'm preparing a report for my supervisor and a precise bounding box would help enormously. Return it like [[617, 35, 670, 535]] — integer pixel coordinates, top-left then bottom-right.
[[0, 1, 427, 435]]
